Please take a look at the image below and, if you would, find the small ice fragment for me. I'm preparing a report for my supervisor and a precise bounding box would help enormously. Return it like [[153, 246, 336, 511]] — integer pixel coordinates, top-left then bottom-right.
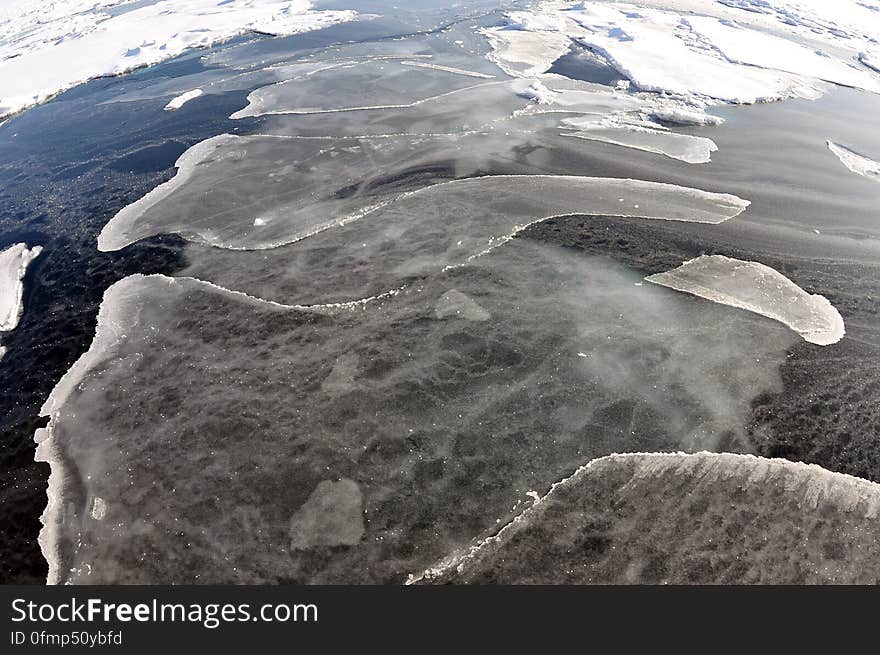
[[0, 243, 42, 332], [517, 81, 557, 104], [645, 255, 845, 345], [253, 218, 267, 227], [826, 141, 880, 183], [164, 88, 203, 111], [90, 497, 107, 521], [289, 479, 364, 550], [435, 289, 491, 322]]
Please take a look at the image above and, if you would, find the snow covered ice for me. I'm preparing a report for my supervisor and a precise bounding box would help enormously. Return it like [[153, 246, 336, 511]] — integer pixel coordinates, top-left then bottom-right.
[[0, 0, 359, 118], [826, 140, 880, 182], [163, 88, 203, 111]]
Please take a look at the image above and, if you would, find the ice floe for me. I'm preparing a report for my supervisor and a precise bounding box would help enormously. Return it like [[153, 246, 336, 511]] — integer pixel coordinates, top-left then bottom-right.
[[0, 242, 41, 332], [229, 60, 501, 119], [435, 290, 491, 322], [413, 451, 880, 584], [486, 0, 880, 105], [561, 115, 718, 163], [289, 479, 365, 550], [826, 140, 880, 183], [36, 240, 796, 582], [99, 158, 749, 253], [645, 255, 845, 345], [0, 242, 42, 359], [0, 0, 359, 118], [482, 25, 573, 78], [684, 15, 880, 93], [163, 88, 203, 111]]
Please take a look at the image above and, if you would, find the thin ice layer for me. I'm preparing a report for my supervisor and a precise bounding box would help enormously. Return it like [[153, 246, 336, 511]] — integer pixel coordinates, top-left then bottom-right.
[[645, 255, 845, 345], [97, 128, 540, 252], [229, 59, 496, 119], [100, 143, 749, 252], [561, 113, 718, 164], [0, 242, 42, 332], [481, 26, 573, 77], [163, 89, 203, 111], [0, 0, 359, 119], [826, 140, 880, 183], [415, 452, 880, 584], [101, 159, 748, 259], [37, 240, 796, 583], [177, 173, 748, 305]]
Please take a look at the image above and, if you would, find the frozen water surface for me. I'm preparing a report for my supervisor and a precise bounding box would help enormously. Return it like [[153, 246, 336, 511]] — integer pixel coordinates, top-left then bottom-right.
[[645, 255, 845, 345], [99, 136, 749, 252], [37, 239, 798, 583], [416, 452, 880, 584], [0, 0, 360, 118], [16, 0, 880, 585]]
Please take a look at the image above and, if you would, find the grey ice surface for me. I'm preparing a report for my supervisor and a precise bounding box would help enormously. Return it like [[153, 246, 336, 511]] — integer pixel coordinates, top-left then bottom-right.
[[38, 239, 797, 583], [417, 452, 880, 584]]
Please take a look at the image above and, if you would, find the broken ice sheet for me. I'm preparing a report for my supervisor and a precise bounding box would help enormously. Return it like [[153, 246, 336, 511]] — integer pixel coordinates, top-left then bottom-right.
[[645, 255, 845, 345], [175, 174, 750, 304], [561, 116, 718, 164], [0, 242, 43, 360], [415, 452, 880, 584], [0, 242, 42, 332], [826, 140, 880, 183], [37, 239, 797, 583]]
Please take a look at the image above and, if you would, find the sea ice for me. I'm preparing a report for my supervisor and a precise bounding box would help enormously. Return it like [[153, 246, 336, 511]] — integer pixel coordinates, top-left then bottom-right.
[[435, 290, 491, 322], [100, 158, 749, 253], [493, 3, 826, 103], [826, 140, 880, 183], [229, 59, 500, 119], [0, 0, 359, 118], [0, 242, 42, 334], [645, 255, 845, 345], [861, 51, 880, 75], [37, 240, 795, 583], [685, 15, 880, 93], [289, 479, 365, 550], [413, 451, 880, 584], [163, 88, 203, 111], [561, 115, 718, 163], [481, 26, 573, 77]]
